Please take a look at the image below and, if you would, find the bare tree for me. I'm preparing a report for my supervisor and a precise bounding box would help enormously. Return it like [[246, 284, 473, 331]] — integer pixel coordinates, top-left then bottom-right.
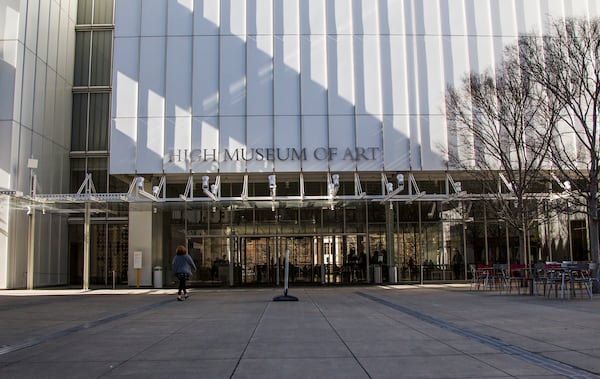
[[446, 53, 558, 266], [518, 18, 600, 287]]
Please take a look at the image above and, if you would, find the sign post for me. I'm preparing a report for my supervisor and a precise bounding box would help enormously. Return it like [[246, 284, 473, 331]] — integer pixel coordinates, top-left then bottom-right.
[[273, 249, 298, 301], [133, 251, 142, 288]]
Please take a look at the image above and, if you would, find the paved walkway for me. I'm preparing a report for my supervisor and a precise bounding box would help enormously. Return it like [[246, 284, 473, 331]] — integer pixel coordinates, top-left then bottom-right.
[[1, 284, 600, 378]]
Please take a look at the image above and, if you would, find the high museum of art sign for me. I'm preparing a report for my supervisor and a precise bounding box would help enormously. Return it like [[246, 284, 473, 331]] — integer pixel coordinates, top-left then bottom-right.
[[166, 146, 382, 163]]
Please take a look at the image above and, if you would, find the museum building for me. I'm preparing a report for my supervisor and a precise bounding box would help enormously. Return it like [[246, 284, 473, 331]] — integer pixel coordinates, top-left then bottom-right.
[[1, 0, 598, 289]]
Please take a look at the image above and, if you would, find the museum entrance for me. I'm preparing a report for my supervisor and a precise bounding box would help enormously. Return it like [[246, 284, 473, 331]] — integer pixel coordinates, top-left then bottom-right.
[[186, 233, 369, 286]]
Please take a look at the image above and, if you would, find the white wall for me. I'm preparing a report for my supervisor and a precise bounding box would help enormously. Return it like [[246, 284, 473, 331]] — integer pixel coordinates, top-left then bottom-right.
[[110, 0, 600, 175], [0, 0, 75, 289]]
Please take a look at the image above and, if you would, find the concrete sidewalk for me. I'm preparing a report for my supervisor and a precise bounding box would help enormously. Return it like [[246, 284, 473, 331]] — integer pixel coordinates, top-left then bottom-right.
[[1, 285, 600, 378]]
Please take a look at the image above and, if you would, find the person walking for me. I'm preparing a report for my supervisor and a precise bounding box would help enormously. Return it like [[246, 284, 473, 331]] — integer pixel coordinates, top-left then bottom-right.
[[172, 245, 196, 301]]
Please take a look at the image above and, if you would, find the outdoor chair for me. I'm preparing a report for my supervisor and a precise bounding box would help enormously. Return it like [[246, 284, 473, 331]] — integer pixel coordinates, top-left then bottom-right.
[[567, 263, 592, 300]]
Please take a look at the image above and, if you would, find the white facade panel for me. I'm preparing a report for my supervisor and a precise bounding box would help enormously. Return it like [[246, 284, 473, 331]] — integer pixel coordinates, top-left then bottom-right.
[[222, 0, 246, 36], [247, 35, 273, 116], [137, 118, 164, 173], [442, 0, 467, 36], [163, 117, 191, 172], [469, 0, 492, 36], [53, 76, 67, 144], [58, 75, 71, 147], [422, 35, 445, 116], [0, 121, 12, 187], [109, 0, 599, 175], [385, 36, 408, 115], [220, 36, 246, 116], [408, 114, 421, 170], [36, 0, 49, 62], [141, 0, 167, 36], [219, 116, 246, 172], [274, 0, 299, 35], [11, 42, 23, 123], [383, 115, 410, 171], [566, 0, 590, 17], [273, 35, 299, 115], [20, 49, 35, 128], [0, 201, 7, 288], [468, 36, 496, 74], [189, 116, 220, 173], [0, 40, 17, 121], [327, 35, 354, 115], [0, 0, 19, 40], [327, 0, 352, 35], [300, 35, 327, 115], [419, 0, 442, 35], [192, 36, 219, 116], [274, 116, 301, 172], [328, 115, 356, 173], [590, 0, 600, 15], [166, 36, 192, 117], [246, 116, 274, 172], [168, 0, 193, 35], [359, 0, 380, 35], [516, 0, 542, 33], [18, 125, 32, 191], [490, 0, 517, 36], [194, 0, 220, 35], [113, 37, 139, 118], [139, 37, 166, 118], [33, 57, 46, 130], [300, 0, 325, 35], [69, 0, 77, 22], [25, 0, 40, 52], [43, 68, 56, 137], [110, 119, 137, 174], [359, 35, 382, 118], [539, 1, 564, 34], [65, 18, 75, 84], [57, 5, 69, 80], [301, 115, 328, 172], [355, 115, 382, 172], [421, 115, 448, 170], [247, 0, 272, 35], [114, 0, 141, 37], [47, 0, 59, 70], [1, 0, 72, 290]]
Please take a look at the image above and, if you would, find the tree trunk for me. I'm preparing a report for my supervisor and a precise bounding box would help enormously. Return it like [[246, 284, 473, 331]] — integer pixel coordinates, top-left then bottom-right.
[[588, 197, 600, 293]]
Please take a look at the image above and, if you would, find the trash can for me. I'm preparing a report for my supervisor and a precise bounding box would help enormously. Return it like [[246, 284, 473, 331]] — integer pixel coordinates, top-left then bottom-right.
[[388, 266, 398, 284], [153, 266, 163, 288], [374, 265, 382, 284]]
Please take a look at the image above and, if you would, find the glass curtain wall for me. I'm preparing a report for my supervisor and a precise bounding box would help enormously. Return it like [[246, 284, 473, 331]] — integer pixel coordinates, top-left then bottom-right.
[[69, 0, 118, 286]]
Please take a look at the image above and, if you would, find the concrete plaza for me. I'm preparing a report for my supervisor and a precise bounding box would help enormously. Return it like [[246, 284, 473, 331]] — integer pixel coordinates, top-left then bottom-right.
[[1, 284, 599, 378]]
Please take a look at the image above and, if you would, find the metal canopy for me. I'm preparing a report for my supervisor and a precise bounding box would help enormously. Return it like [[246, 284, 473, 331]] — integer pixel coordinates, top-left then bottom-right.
[[0, 172, 565, 215]]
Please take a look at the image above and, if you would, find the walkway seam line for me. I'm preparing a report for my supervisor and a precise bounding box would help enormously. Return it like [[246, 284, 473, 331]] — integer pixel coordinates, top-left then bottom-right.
[[229, 299, 270, 379], [0, 298, 173, 356], [308, 292, 373, 379], [356, 291, 600, 379]]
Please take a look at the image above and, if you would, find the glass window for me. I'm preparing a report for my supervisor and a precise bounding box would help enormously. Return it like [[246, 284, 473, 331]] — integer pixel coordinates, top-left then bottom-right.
[[94, 0, 114, 24], [74, 32, 91, 86], [71, 93, 89, 151], [77, 0, 93, 24], [70, 158, 86, 193], [91, 31, 112, 86], [88, 93, 110, 151], [88, 158, 108, 193], [109, 175, 130, 194]]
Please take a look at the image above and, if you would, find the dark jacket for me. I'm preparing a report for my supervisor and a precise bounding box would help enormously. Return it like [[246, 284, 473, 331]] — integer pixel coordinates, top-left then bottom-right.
[[172, 254, 196, 276]]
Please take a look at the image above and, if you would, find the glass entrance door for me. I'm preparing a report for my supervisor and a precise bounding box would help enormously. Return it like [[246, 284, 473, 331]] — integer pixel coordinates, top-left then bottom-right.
[[238, 235, 325, 285], [241, 237, 274, 284]]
